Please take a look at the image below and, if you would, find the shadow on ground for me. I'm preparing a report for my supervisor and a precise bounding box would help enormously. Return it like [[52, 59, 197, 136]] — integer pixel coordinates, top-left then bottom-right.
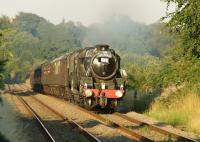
[[120, 90, 161, 113]]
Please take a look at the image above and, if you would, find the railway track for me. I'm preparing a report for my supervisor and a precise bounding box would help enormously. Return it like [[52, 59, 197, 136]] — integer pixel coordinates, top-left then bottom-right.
[[20, 84, 152, 141], [7, 84, 55, 142], [112, 112, 198, 142], [16, 95, 56, 142], [71, 102, 153, 141], [8, 84, 102, 142], [61, 98, 198, 142], [14, 84, 199, 142]]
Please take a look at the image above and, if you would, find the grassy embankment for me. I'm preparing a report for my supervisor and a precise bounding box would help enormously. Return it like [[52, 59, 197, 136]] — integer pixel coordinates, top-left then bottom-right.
[[147, 84, 200, 135]]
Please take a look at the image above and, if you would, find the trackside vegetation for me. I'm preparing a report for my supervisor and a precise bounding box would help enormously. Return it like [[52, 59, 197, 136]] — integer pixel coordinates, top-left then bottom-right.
[[147, 85, 200, 134], [147, 0, 200, 135]]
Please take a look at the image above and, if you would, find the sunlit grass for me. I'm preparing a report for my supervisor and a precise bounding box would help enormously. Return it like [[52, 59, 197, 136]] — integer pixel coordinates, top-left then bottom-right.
[[147, 85, 200, 135]]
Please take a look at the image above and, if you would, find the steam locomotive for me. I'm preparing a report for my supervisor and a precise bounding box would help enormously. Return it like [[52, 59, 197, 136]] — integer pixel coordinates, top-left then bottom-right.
[[30, 44, 127, 110]]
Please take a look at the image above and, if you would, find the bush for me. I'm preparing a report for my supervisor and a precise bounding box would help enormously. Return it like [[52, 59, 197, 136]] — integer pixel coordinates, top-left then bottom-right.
[[147, 84, 200, 135]]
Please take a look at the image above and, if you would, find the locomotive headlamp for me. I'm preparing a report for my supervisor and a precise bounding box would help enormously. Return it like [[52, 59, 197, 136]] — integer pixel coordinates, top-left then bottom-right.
[[101, 83, 106, 89], [120, 84, 124, 90], [115, 90, 123, 98], [85, 89, 93, 97], [84, 83, 87, 89]]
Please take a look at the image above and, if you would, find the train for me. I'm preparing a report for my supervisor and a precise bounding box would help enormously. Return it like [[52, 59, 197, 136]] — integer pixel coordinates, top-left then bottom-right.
[[30, 44, 127, 110]]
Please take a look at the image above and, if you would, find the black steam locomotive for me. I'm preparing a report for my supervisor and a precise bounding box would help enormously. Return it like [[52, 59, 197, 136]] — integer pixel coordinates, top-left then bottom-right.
[[30, 44, 127, 109]]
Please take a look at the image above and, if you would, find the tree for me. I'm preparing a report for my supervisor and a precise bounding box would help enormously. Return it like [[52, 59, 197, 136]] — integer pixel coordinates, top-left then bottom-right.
[[5, 31, 39, 82], [0, 15, 12, 29], [0, 31, 7, 88], [13, 12, 46, 36], [162, 0, 200, 58]]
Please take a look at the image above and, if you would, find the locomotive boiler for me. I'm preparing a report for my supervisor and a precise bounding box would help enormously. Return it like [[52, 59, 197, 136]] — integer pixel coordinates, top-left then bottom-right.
[[30, 44, 127, 110]]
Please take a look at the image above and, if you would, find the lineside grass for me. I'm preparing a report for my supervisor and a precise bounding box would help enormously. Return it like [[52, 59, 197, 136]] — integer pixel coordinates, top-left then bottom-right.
[[146, 84, 200, 135]]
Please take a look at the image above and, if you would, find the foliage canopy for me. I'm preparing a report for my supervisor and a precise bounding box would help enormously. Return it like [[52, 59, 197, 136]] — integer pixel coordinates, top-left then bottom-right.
[[163, 0, 200, 58]]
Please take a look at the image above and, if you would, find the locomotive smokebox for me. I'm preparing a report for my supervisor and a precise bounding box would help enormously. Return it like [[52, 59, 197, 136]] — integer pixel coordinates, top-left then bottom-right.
[[91, 44, 119, 80]]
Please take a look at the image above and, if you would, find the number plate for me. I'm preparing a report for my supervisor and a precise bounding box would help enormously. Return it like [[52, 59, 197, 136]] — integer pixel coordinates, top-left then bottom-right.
[[101, 58, 109, 63]]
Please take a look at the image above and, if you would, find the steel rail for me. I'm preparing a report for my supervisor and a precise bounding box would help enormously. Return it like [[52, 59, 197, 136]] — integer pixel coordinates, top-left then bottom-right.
[[22, 85, 198, 142], [113, 112, 198, 142], [22, 84, 198, 142], [21, 84, 152, 141], [16, 95, 56, 142], [12, 84, 101, 142], [70, 103, 153, 142], [29, 95, 102, 142], [11, 85, 100, 142]]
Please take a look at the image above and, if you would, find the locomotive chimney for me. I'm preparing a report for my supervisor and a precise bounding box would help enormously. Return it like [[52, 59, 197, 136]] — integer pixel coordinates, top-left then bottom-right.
[[95, 44, 109, 51]]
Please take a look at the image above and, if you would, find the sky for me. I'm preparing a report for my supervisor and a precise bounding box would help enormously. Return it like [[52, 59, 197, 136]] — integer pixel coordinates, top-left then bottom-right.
[[0, 0, 168, 26]]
